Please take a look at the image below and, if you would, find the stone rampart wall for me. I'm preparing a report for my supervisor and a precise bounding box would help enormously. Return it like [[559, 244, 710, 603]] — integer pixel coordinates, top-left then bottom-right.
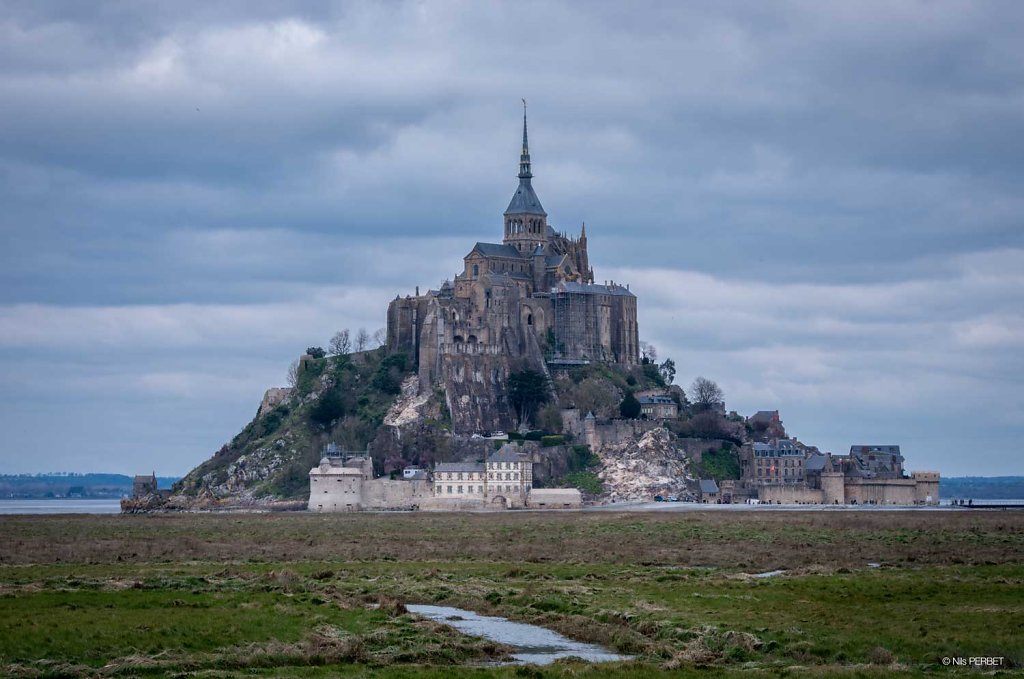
[[362, 479, 433, 509]]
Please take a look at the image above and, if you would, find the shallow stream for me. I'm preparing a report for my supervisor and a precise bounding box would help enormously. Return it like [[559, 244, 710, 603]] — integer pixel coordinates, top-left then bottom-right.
[[406, 604, 630, 665]]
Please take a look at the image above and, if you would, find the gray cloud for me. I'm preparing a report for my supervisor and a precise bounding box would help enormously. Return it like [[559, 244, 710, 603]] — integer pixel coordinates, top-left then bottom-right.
[[0, 1, 1022, 475]]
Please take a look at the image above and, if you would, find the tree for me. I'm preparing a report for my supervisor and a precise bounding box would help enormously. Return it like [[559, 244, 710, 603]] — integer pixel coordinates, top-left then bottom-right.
[[689, 376, 724, 412], [286, 359, 300, 389], [659, 358, 676, 385], [507, 370, 550, 428], [309, 389, 345, 427], [619, 391, 641, 419], [536, 403, 564, 433], [567, 377, 621, 419], [329, 330, 351, 356], [372, 328, 387, 348], [640, 341, 657, 365], [355, 328, 369, 352], [306, 346, 326, 359]]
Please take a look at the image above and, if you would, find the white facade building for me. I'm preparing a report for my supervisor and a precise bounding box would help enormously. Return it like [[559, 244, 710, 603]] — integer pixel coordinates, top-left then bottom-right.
[[431, 445, 533, 508]]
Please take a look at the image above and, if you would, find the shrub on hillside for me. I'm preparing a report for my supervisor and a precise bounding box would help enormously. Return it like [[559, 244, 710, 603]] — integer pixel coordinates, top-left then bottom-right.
[[619, 392, 641, 419]]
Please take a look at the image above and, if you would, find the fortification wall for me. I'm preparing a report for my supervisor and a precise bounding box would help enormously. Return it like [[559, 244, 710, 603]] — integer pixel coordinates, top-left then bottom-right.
[[912, 472, 940, 505], [362, 479, 432, 510], [584, 418, 659, 450], [845, 478, 918, 505], [420, 497, 495, 512], [759, 485, 826, 504]]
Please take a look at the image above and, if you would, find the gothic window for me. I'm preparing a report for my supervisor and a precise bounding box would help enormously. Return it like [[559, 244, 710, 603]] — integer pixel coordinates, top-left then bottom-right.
[[527, 313, 533, 325]]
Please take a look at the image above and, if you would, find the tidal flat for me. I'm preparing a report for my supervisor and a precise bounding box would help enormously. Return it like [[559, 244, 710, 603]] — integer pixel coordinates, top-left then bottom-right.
[[0, 510, 1021, 677]]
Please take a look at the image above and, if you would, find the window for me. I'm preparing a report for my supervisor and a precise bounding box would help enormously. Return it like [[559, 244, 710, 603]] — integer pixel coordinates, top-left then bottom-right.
[[472, 264, 479, 277], [457, 485, 463, 494], [446, 485, 452, 494]]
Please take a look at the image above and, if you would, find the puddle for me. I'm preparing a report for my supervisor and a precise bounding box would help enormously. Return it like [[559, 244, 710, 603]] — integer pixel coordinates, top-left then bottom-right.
[[752, 569, 786, 578], [406, 604, 630, 665]]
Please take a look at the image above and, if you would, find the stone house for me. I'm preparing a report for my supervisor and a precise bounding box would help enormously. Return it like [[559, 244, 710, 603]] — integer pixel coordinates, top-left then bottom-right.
[[747, 410, 786, 440], [432, 446, 533, 508], [638, 394, 678, 419], [750, 439, 805, 485], [699, 479, 720, 503], [132, 473, 158, 499]]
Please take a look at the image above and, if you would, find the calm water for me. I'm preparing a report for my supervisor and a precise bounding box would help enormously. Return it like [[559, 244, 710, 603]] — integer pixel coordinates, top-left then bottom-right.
[[0, 499, 122, 514], [407, 604, 629, 665]]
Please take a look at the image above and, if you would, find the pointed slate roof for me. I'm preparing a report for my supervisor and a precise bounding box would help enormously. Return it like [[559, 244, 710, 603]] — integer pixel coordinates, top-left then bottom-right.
[[505, 101, 546, 216], [505, 178, 546, 216]]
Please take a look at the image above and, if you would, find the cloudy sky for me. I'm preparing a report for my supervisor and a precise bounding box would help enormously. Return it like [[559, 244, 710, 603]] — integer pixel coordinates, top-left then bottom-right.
[[1, 1, 1021, 476]]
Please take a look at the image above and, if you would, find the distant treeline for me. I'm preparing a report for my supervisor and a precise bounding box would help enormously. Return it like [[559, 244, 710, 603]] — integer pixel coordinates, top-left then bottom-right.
[[0, 473, 179, 499], [941, 476, 1024, 500]]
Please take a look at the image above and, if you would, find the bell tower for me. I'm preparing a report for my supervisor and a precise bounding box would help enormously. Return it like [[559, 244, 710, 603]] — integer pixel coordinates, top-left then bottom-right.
[[503, 100, 548, 254]]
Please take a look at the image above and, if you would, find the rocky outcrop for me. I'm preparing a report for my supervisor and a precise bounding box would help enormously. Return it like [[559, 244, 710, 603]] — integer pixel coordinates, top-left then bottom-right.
[[597, 427, 696, 503], [257, 387, 292, 417]]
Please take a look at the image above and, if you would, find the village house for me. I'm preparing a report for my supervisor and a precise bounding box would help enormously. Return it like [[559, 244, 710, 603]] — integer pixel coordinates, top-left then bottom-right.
[[432, 446, 533, 509], [638, 393, 678, 419], [751, 439, 805, 485]]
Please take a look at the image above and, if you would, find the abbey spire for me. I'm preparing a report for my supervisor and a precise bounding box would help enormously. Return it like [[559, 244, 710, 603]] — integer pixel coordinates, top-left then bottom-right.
[[504, 100, 548, 251], [519, 98, 532, 179]]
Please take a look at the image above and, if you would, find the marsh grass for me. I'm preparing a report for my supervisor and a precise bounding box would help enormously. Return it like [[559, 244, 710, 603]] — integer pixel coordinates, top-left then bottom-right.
[[0, 511, 1022, 677]]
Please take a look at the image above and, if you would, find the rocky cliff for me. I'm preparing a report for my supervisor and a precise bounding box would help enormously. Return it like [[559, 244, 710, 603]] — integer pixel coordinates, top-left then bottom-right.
[[163, 347, 737, 508], [597, 427, 698, 502]]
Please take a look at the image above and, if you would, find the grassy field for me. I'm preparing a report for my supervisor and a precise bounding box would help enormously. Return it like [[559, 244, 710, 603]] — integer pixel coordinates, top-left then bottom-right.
[[0, 510, 1022, 677]]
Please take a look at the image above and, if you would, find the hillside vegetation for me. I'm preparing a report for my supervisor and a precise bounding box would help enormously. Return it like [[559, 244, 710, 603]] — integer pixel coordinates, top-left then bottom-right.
[[174, 348, 414, 501], [172, 341, 748, 504]]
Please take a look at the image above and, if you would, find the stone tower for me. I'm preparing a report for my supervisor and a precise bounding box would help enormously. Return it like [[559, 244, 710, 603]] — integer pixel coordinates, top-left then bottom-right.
[[503, 100, 548, 255]]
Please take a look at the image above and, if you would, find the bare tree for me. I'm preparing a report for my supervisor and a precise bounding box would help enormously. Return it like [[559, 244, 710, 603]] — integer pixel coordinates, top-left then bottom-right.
[[329, 329, 351, 356], [355, 327, 369, 352], [689, 376, 724, 412], [659, 358, 676, 385], [286, 359, 300, 389], [640, 341, 658, 364], [372, 328, 386, 348]]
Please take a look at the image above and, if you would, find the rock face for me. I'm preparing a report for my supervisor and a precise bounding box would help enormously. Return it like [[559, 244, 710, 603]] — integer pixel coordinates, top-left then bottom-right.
[[383, 376, 433, 427], [597, 427, 697, 502], [257, 387, 292, 417]]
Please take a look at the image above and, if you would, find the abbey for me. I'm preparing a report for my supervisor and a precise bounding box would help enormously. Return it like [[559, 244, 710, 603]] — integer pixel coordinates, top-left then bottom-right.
[[387, 108, 639, 433]]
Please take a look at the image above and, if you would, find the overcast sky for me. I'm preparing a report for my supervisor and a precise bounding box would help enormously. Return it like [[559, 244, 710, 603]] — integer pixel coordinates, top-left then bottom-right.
[[1, 1, 1022, 477]]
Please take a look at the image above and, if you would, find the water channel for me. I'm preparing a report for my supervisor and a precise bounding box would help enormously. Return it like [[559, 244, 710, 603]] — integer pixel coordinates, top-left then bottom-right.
[[406, 604, 630, 665]]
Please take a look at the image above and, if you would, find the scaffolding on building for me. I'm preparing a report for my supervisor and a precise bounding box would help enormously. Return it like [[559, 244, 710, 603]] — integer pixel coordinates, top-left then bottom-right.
[[548, 284, 601, 364]]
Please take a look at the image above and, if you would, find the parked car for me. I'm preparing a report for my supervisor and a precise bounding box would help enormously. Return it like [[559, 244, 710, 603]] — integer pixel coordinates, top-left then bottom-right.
[[667, 495, 679, 502], [654, 495, 665, 502]]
